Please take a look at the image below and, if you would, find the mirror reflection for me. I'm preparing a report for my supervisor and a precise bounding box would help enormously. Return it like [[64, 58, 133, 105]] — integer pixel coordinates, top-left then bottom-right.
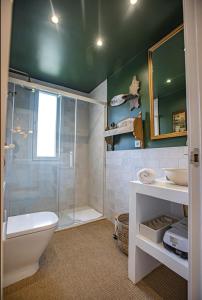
[[149, 25, 187, 139]]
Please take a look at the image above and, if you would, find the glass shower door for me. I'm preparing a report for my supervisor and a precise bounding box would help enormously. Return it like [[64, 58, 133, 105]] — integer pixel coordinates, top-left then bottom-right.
[[5, 83, 55, 216], [57, 96, 76, 227], [4, 83, 77, 228]]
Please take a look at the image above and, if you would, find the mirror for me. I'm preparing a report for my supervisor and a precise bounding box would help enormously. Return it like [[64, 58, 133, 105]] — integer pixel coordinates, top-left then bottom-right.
[[148, 24, 187, 140]]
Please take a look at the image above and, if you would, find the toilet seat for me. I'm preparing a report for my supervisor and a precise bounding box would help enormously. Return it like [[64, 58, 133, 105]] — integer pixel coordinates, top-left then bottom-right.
[[6, 212, 58, 239]]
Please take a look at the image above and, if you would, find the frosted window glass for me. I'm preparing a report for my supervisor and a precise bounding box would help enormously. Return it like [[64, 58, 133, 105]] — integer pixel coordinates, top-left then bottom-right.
[[37, 92, 57, 157]]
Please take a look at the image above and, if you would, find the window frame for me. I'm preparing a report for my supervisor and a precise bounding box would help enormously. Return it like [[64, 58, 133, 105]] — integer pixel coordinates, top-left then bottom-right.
[[32, 90, 61, 161]]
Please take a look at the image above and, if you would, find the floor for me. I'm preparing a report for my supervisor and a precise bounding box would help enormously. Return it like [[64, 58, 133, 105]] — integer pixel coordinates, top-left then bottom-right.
[[58, 206, 103, 228], [4, 220, 187, 300]]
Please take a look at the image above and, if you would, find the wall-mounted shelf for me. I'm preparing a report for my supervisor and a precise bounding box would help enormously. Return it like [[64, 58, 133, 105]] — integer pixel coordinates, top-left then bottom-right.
[[104, 123, 134, 137], [128, 180, 189, 284], [104, 113, 144, 150]]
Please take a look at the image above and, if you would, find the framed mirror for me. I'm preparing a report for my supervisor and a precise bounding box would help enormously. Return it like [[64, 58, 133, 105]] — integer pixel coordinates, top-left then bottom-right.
[[148, 24, 187, 140]]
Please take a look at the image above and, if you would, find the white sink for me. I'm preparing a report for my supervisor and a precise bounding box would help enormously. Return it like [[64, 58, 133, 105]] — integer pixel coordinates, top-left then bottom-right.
[[163, 168, 188, 186]]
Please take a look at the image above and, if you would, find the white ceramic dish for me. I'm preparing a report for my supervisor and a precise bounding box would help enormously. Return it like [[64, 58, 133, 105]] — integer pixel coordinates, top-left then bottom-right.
[[163, 168, 188, 186]]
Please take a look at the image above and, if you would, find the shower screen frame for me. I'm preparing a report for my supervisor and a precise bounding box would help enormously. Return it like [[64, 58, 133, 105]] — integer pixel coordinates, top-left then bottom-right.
[[6, 76, 106, 228]]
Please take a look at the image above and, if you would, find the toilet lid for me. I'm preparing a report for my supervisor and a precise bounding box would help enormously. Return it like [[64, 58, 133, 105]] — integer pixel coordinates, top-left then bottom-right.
[[6, 212, 58, 239]]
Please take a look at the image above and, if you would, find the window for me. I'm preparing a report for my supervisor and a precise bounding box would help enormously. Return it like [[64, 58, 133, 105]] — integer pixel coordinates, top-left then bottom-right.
[[36, 91, 58, 158]]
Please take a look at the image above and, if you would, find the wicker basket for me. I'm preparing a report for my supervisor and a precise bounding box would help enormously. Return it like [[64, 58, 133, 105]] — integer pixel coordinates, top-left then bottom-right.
[[117, 213, 129, 255]]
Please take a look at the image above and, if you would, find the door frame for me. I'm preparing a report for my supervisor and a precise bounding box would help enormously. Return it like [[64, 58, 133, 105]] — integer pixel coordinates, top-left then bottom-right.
[[183, 0, 202, 299], [1, 0, 13, 296]]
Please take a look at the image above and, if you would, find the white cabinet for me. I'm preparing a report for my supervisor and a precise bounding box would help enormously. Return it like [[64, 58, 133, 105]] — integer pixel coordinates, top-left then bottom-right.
[[128, 180, 188, 284]]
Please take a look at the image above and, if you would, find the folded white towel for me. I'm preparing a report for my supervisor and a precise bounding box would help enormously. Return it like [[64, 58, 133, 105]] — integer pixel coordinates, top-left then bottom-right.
[[137, 168, 156, 184]]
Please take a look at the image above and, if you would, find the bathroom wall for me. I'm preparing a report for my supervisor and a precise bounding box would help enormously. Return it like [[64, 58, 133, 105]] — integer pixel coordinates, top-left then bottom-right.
[[107, 46, 187, 150], [105, 27, 188, 219], [105, 146, 188, 221]]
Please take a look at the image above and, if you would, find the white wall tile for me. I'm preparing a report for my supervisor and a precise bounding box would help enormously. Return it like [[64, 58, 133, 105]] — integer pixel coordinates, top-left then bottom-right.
[[105, 146, 188, 222]]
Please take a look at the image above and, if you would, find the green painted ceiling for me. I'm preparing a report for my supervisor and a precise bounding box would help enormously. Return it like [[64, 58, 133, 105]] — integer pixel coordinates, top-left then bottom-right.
[[10, 0, 183, 93]]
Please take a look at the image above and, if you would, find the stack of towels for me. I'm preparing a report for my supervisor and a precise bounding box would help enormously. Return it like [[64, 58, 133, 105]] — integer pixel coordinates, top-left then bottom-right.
[[137, 168, 156, 184]]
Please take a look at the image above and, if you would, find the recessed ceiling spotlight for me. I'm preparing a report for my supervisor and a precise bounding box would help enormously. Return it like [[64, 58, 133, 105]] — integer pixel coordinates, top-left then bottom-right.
[[130, 0, 138, 5], [51, 15, 59, 24], [166, 79, 172, 84], [96, 38, 103, 47]]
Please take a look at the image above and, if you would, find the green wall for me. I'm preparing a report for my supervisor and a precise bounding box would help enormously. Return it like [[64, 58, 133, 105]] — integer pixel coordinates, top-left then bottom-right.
[[107, 49, 187, 150]]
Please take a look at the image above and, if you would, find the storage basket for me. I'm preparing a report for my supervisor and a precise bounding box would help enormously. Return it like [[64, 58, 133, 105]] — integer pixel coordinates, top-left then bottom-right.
[[117, 213, 129, 255], [139, 215, 178, 243]]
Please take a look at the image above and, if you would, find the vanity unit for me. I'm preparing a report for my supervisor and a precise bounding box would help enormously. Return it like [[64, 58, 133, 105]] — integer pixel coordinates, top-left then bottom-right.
[[128, 180, 188, 284]]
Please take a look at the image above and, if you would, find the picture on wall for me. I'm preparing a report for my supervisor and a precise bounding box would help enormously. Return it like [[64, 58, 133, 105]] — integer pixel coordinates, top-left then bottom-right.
[[172, 111, 186, 132]]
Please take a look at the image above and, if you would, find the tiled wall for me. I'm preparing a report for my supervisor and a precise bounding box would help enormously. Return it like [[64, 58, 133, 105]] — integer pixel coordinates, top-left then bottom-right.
[[105, 146, 188, 221], [88, 103, 105, 212]]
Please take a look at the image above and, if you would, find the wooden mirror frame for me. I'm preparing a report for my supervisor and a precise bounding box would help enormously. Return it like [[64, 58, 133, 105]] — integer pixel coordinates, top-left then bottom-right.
[[148, 24, 187, 140]]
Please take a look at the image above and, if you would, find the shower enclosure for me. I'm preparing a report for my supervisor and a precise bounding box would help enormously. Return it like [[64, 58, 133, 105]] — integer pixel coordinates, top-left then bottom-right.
[[4, 79, 105, 228]]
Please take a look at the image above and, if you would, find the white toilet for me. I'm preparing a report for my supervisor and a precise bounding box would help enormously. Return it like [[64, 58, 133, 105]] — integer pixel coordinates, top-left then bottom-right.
[[3, 211, 58, 287]]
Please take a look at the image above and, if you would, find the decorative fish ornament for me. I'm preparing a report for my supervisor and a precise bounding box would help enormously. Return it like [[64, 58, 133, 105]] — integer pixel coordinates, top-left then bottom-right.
[[110, 75, 141, 109], [110, 93, 136, 106], [110, 94, 127, 106]]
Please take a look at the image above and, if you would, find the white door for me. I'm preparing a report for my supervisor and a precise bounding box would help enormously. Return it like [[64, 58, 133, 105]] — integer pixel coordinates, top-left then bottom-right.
[[1, 0, 13, 296], [183, 0, 202, 299]]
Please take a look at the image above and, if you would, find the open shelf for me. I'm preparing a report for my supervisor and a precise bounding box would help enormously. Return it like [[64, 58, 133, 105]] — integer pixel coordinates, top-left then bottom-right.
[[136, 234, 188, 280], [128, 178, 189, 285], [104, 124, 134, 137], [104, 113, 144, 150], [131, 180, 188, 206]]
